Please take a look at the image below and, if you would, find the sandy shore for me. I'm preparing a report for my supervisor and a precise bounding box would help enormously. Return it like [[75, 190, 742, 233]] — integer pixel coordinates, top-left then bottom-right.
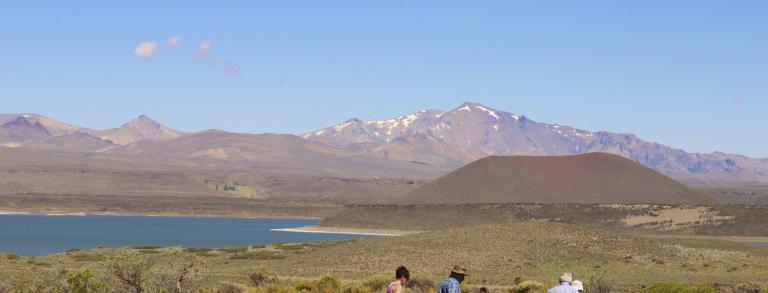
[[642, 234, 768, 244], [271, 226, 421, 236]]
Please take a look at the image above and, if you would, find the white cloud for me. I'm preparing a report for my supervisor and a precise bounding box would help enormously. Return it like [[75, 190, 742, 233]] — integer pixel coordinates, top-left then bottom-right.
[[135, 38, 239, 74], [195, 40, 211, 58], [224, 63, 240, 74], [194, 40, 240, 74], [166, 36, 183, 48], [133, 42, 159, 59]]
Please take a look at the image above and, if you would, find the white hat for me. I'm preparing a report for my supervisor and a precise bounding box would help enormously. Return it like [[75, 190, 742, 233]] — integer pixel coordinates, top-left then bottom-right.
[[559, 272, 573, 284], [572, 280, 584, 292]]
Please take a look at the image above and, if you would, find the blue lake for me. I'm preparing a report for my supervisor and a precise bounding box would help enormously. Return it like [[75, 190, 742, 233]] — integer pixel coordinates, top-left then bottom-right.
[[755, 242, 768, 247], [0, 214, 365, 256]]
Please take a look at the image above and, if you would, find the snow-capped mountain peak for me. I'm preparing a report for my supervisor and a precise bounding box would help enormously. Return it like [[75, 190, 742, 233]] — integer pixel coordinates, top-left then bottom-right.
[[303, 102, 768, 182]]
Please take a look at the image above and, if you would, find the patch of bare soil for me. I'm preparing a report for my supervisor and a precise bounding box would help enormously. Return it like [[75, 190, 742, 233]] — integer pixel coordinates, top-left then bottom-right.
[[622, 207, 733, 230]]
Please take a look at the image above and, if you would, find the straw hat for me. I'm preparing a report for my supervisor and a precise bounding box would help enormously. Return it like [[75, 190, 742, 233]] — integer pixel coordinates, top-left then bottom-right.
[[450, 265, 469, 276], [559, 272, 573, 284], [572, 280, 584, 292]]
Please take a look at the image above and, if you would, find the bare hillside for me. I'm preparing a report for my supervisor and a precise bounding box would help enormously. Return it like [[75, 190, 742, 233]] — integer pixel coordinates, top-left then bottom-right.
[[404, 152, 714, 204]]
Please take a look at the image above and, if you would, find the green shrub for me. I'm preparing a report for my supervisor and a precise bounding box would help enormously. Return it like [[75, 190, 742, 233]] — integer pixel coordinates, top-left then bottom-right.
[[735, 283, 768, 293], [249, 284, 299, 293], [107, 249, 155, 293], [647, 282, 691, 293], [509, 280, 544, 293], [250, 272, 274, 287], [66, 269, 106, 293], [70, 253, 107, 262], [317, 275, 341, 293], [221, 246, 250, 253], [196, 252, 219, 258], [363, 274, 391, 292], [405, 276, 436, 292], [646, 282, 716, 293], [218, 283, 245, 293], [276, 244, 304, 251], [294, 280, 318, 292], [229, 251, 286, 260], [185, 247, 214, 253], [693, 285, 717, 293], [586, 276, 614, 293], [341, 282, 372, 293]]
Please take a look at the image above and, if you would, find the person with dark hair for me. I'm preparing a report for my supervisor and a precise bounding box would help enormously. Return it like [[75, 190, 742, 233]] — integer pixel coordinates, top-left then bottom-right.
[[387, 266, 410, 293], [437, 265, 469, 293]]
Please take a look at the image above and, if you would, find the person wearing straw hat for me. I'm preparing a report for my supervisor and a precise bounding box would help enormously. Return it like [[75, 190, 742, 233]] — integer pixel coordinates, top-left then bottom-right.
[[437, 265, 469, 293], [547, 272, 578, 293]]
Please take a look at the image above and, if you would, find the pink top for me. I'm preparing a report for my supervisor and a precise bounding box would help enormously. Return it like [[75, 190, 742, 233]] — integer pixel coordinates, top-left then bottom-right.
[[387, 281, 402, 293]]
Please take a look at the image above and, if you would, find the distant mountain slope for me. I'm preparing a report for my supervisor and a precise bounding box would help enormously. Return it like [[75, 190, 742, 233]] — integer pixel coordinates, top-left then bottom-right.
[[0, 113, 182, 151], [304, 102, 768, 183], [0, 116, 115, 151], [0, 116, 52, 143], [108, 130, 446, 178], [95, 115, 185, 145], [40, 132, 114, 152], [404, 153, 713, 204], [0, 114, 87, 136]]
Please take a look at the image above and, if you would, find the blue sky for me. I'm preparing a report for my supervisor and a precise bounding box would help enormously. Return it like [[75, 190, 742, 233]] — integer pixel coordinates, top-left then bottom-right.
[[1, 1, 766, 157]]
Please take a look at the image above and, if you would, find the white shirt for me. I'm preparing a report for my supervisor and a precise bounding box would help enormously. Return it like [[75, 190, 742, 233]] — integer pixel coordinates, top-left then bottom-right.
[[548, 282, 579, 293]]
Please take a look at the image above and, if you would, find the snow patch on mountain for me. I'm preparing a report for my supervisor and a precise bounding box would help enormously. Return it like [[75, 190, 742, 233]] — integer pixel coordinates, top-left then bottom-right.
[[303, 102, 768, 182]]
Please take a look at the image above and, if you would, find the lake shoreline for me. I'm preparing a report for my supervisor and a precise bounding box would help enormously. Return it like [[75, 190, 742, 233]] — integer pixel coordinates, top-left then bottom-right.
[[271, 225, 421, 236], [0, 215, 366, 256], [0, 210, 318, 220]]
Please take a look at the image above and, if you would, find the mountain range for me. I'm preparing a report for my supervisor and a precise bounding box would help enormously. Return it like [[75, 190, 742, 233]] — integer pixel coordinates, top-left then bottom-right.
[[304, 102, 768, 183], [0, 114, 183, 152], [0, 113, 443, 179], [1, 102, 766, 183]]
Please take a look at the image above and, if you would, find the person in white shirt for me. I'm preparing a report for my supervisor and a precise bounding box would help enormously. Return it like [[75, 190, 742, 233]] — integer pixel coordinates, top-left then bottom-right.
[[547, 273, 578, 293]]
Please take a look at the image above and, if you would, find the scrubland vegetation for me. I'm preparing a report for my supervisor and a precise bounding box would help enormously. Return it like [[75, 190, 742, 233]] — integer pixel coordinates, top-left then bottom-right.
[[320, 204, 768, 236], [1, 221, 767, 292]]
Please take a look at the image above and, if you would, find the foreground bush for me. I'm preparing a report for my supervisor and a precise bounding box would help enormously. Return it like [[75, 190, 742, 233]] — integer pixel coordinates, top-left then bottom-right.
[[67, 269, 106, 293], [405, 276, 436, 292], [341, 282, 372, 293], [362, 274, 390, 292], [586, 276, 614, 293], [317, 275, 342, 293], [247, 283, 299, 293], [250, 272, 275, 287], [294, 279, 318, 292], [508, 280, 545, 293], [645, 282, 717, 293]]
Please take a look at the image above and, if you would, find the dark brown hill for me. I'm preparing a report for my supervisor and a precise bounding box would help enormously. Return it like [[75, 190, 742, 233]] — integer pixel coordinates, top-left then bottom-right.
[[403, 152, 714, 204]]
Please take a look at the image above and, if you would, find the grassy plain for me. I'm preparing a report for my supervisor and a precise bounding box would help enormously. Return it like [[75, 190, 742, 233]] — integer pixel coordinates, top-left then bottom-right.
[[1, 222, 767, 292], [319, 204, 768, 237]]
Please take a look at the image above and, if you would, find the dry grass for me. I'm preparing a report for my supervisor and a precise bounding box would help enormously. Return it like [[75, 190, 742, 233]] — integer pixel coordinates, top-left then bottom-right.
[[1, 222, 767, 291], [320, 203, 768, 237]]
